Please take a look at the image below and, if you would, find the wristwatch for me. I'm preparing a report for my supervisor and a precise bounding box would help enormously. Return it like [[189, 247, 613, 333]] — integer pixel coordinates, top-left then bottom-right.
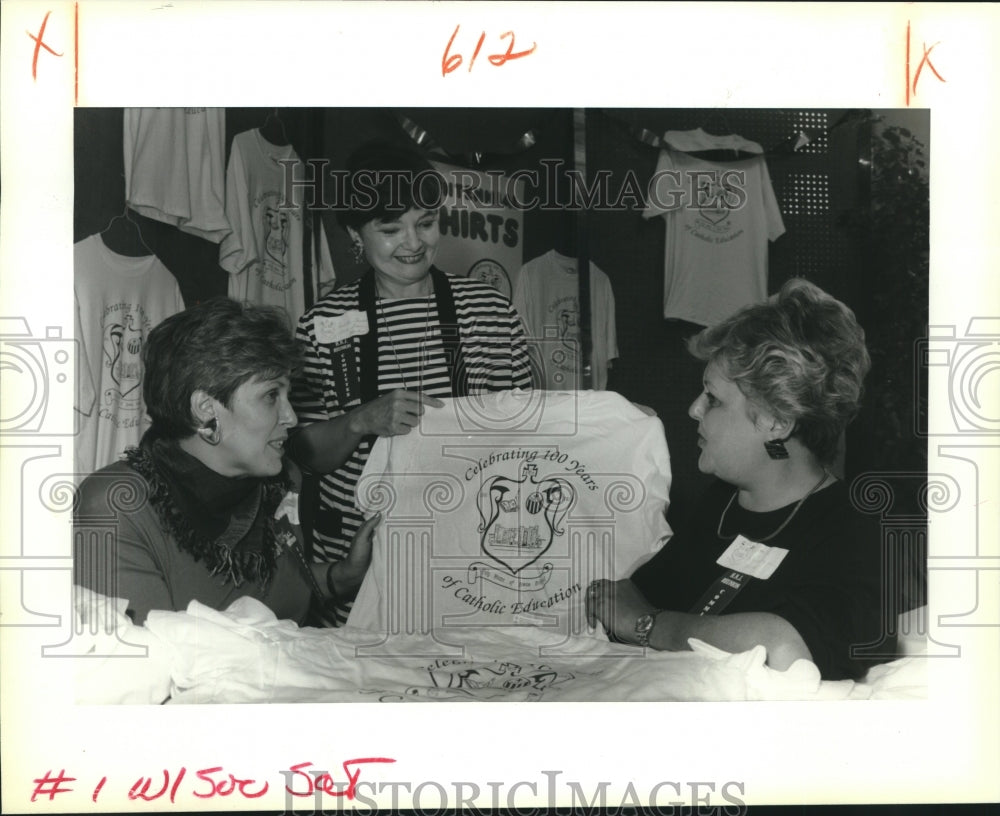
[[634, 612, 657, 647]]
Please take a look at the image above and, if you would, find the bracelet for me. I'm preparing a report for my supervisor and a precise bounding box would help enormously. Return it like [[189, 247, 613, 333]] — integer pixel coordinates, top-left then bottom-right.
[[324, 562, 341, 606]]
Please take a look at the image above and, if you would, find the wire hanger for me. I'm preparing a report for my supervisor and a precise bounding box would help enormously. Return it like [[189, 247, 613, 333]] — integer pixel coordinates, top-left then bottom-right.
[[699, 108, 734, 138], [260, 108, 290, 147], [100, 205, 154, 257], [686, 108, 756, 161]]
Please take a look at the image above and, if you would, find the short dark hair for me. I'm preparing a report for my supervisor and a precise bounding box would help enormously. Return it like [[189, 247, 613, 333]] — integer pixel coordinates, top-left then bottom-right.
[[337, 141, 446, 232], [688, 278, 871, 464], [142, 297, 302, 440]]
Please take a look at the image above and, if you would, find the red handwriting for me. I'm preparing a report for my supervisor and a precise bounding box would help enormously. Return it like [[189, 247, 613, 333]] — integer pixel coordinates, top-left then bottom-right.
[[26, 10, 64, 81], [128, 767, 186, 803], [31, 769, 76, 802], [75, 2, 79, 105], [33, 758, 395, 804], [91, 777, 107, 803], [442, 25, 536, 76], [126, 766, 269, 802], [284, 758, 397, 799], [192, 767, 269, 799], [906, 20, 946, 105]]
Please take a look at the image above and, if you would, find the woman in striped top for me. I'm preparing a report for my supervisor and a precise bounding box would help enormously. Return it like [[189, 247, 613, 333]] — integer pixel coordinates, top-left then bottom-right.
[[289, 142, 532, 625]]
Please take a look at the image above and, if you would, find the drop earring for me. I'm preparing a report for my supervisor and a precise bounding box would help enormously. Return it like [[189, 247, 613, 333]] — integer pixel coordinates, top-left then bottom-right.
[[197, 417, 221, 446], [351, 241, 365, 264], [764, 437, 789, 460]]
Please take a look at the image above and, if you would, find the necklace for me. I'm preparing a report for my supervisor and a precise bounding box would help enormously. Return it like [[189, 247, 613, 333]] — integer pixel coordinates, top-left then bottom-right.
[[716, 470, 831, 543], [374, 281, 433, 391]]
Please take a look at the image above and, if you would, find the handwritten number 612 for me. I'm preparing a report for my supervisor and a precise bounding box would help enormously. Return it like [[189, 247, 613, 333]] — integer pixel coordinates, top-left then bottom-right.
[[442, 25, 537, 76]]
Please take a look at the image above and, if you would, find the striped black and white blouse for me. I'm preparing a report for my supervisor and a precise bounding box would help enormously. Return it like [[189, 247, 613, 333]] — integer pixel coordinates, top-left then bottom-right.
[[292, 269, 532, 624]]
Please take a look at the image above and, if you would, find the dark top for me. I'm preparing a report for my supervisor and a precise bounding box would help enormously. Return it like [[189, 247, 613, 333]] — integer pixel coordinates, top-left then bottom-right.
[[631, 479, 896, 680], [73, 440, 312, 626]]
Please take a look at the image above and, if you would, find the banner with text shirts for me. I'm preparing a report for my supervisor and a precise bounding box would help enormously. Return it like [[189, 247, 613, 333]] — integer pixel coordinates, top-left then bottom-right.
[[349, 390, 672, 644], [430, 161, 525, 300]]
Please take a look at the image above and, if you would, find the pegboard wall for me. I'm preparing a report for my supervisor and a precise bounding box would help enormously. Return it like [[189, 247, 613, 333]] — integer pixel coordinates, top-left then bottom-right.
[[589, 108, 868, 307]]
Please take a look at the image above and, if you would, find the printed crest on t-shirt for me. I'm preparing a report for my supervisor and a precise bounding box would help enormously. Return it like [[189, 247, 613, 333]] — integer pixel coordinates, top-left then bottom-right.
[[475, 461, 575, 585]]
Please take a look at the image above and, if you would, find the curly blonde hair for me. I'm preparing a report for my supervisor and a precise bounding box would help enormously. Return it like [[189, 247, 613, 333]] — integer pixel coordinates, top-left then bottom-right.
[[687, 278, 871, 464]]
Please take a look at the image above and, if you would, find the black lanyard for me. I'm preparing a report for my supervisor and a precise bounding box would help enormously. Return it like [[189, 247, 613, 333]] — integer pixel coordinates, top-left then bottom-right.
[[344, 267, 469, 449], [689, 569, 752, 616], [356, 266, 468, 405]]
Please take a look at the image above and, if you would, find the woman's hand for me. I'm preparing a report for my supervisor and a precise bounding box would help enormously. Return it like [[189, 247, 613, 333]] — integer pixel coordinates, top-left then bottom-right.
[[348, 390, 445, 437], [325, 512, 382, 600], [585, 578, 657, 644]]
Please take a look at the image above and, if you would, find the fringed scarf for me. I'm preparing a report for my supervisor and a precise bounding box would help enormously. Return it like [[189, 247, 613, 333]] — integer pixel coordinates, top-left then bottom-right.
[[123, 432, 291, 589]]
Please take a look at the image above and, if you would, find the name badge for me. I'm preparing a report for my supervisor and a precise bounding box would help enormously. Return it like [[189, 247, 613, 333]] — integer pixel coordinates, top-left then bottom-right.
[[315, 311, 369, 345], [716, 535, 788, 580]]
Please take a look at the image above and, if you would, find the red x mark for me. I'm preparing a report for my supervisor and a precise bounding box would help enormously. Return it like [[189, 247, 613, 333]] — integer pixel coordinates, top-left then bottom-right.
[[26, 10, 64, 81], [906, 20, 946, 106]]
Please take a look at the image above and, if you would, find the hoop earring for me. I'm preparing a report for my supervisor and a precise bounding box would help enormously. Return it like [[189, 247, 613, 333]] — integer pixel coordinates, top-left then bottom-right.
[[764, 437, 789, 460], [351, 241, 365, 264], [197, 418, 221, 446]]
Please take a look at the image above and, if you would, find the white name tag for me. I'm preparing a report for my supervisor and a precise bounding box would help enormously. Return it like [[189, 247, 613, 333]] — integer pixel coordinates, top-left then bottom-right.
[[274, 491, 300, 525], [315, 310, 369, 344], [716, 535, 788, 580]]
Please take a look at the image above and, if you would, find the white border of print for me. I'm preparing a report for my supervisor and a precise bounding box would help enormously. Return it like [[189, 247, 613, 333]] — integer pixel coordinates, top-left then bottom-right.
[[1, 1, 998, 812]]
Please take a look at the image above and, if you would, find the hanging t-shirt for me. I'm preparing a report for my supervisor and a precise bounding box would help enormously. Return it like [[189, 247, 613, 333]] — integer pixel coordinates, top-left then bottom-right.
[[73, 234, 185, 476], [347, 389, 672, 638], [123, 107, 230, 243], [512, 250, 618, 390], [220, 128, 335, 325], [643, 129, 785, 327]]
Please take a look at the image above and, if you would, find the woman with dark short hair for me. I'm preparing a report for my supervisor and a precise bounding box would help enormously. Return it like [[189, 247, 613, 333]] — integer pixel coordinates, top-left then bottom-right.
[[586, 279, 895, 680], [74, 297, 379, 626], [289, 141, 532, 625]]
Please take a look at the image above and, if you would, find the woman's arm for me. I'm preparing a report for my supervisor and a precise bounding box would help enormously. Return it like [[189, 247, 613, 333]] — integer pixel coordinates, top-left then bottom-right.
[[287, 321, 367, 475], [646, 609, 813, 670], [289, 392, 445, 475], [586, 578, 813, 671], [288, 412, 366, 475], [73, 472, 173, 626]]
